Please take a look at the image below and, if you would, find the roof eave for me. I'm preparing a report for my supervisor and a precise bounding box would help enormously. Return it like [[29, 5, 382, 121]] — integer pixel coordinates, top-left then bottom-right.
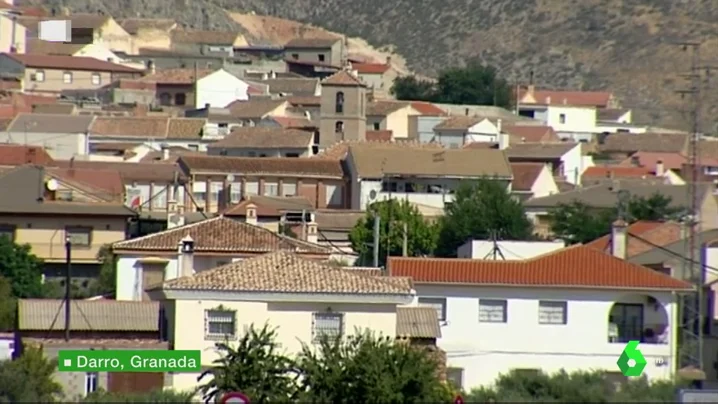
[[155, 289, 414, 304], [409, 281, 693, 292]]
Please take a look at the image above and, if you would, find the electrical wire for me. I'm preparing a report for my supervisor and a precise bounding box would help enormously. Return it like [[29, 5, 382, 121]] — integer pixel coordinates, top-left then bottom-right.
[[627, 231, 718, 276]]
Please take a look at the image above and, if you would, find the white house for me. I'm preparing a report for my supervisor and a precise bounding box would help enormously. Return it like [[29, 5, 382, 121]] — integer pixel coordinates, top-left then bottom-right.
[[506, 141, 588, 185], [196, 68, 250, 109], [1, 113, 93, 159], [345, 144, 513, 211], [432, 116, 503, 147], [509, 162, 560, 201], [595, 109, 647, 134], [389, 244, 693, 391], [89, 116, 212, 152], [112, 216, 331, 301], [146, 249, 414, 393], [457, 239, 565, 260]]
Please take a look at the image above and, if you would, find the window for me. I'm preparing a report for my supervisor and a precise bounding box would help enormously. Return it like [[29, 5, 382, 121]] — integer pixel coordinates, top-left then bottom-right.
[[205, 309, 236, 339], [335, 121, 344, 133], [282, 181, 297, 196], [159, 92, 171, 105], [151, 185, 167, 209], [285, 153, 300, 158], [292, 53, 299, 60], [539, 301, 567, 325], [312, 312, 343, 342], [0, 225, 15, 241], [381, 180, 398, 192], [559, 113, 566, 124], [479, 299, 507, 323], [335, 92, 344, 114], [187, 145, 199, 151], [318, 54, 325, 62], [418, 297, 446, 321], [174, 93, 186, 105], [210, 182, 223, 202], [245, 181, 259, 196], [230, 182, 242, 203], [263, 181, 279, 196], [193, 192, 206, 204], [34, 70, 45, 82], [91, 73, 101, 85], [84, 372, 98, 396], [62, 71, 73, 84], [248, 151, 257, 157], [373, 122, 380, 130], [66, 226, 92, 247], [610, 303, 644, 343], [325, 184, 342, 206], [446, 368, 463, 389]]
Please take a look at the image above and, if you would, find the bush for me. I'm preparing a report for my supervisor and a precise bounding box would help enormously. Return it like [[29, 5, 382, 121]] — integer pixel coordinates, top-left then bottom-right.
[[81, 389, 195, 403]]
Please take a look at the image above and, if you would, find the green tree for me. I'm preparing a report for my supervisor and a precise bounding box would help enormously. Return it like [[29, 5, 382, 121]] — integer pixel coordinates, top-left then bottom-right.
[[82, 389, 194, 403], [197, 324, 297, 404], [390, 76, 436, 101], [295, 331, 453, 403], [0, 345, 62, 402], [88, 244, 117, 296], [627, 193, 683, 221], [0, 276, 16, 331], [436, 180, 534, 257], [0, 236, 45, 298], [349, 199, 438, 266]]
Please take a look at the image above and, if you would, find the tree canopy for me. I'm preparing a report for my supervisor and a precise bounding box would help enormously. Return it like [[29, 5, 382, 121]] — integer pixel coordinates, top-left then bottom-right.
[[436, 180, 534, 257], [548, 192, 684, 245], [0, 236, 45, 298], [349, 199, 438, 266], [391, 60, 512, 108], [0, 345, 62, 402]]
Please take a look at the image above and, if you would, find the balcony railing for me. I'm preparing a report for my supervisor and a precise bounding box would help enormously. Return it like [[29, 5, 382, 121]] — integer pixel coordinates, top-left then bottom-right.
[[607, 323, 669, 345]]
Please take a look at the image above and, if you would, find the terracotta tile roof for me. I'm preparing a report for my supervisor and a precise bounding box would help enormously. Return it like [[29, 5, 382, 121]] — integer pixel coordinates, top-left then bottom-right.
[[503, 125, 559, 143], [285, 96, 321, 106], [259, 78, 319, 96], [118, 18, 177, 35], [268, 116, 316, 129], [208, 127, 313, 149], [618, 151, 688, 171], [519, 88, 613, 107], [25, 39, 85, 56], [585, 221, 683, 258], [140, 147, 205, 163], [313, 140, 443, 160], [434, 116, 483, 130], [2, 53, 141, 73], [352, 62, 390, 74], [0, 145, 53, 166], [285, 37, 341, 48], [140, 68, 215, 85], [18, 299, 160, 331], [698, 140, 718, 161], [113, 216, 329, 254], [223, 195, 314, 217], [582, 165, 655, 179], [179, 155, 344, 178], [349, 145, 512, 179], [506, 143, 577, 159], [322, 70, 366, 87], [7, 113, 94, 134], [225, 99, 287, 119], [366, 100, 410, 116], [599, 133, 688, 154], [315, 209, 364, 230], [396, 307, 441, 339], [510, 163, 545, 191], [47, 166, 125, 201], [52, 160, 184, 183], [89, 117, 205, 139], [389, 245, 692, 291], [155, 251, 411, 295], [410, 102, 447, 116], [366, 130, 393, 141], [171, 29, 239, 45]]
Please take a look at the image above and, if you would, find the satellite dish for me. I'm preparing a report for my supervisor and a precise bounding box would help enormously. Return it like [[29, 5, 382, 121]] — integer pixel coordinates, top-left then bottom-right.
[[46, 179, 58, 191], [369, 190, 377, 200]]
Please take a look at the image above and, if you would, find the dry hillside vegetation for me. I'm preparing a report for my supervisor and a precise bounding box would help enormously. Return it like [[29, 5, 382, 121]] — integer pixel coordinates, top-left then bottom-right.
[[24, 0, 718, 128]]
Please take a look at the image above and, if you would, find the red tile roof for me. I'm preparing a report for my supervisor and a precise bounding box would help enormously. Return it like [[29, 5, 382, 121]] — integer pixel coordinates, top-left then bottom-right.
[[2, 53, 142, 73], [269, 116, 316, 129], [518, 88, 613, 107], [388, 245, 692, 290], [618, 152, 687, 171], [582, 166, 654, 179], [410, 101, 447, 116], [322, 70, 365, 87], [47, 166, 125, 201], [352, 62, 390, 74], [503, 125, 559, 143], [585, 221, 683, 258], [365, 130, 393, 141], [510, 162, 545, 191], [0, 145, 54, 166]]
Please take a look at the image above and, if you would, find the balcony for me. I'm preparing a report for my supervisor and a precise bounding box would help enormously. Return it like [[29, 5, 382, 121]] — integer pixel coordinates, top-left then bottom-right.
[[377, 192, 455, 210], [607, 294, 669, 345]]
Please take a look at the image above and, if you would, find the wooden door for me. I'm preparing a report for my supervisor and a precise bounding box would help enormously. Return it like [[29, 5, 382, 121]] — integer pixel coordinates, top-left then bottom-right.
[[108, 372, 164, 393]]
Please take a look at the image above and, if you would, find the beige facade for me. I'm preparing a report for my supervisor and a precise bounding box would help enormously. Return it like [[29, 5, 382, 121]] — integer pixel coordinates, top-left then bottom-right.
[[319, 80, 367, 147], [90, 18, 134, 54], [286, 40, 344, 66], [0, 14, 26, 53], [367, 105, 421, 138], [23, 68, 130, 93]]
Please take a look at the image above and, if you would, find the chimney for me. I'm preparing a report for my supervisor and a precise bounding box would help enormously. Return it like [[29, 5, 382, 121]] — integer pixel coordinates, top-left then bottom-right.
[[527, 84, 535, 95], [161, 146, 170, 161], [270, 70, 276, 79], [611, 219, 628, 259], [655, 160, 665, 177], [177, 235, 195, 278], [204, 103, 210, 110], [306, 221, 318, 244], [496, 118, 502, 133], [545, 96, 551, 104], [146, 60, 155, 75], [498, 133, 510, 151], [385, 56, 392, 65], [261, 72, 268, 80], [245, 202, 257, 225]]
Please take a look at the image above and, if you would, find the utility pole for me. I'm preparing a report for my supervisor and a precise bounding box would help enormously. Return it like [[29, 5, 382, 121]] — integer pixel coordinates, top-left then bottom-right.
[[193, 61, 199, 108], [64, 236, 72, 342], [372, 215, 380, 267], [402, 222, 408, 257], [674, 40, 713, 382]]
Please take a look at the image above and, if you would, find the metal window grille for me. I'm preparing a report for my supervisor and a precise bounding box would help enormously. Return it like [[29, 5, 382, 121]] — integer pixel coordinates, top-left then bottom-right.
[[312, 312, 343, 342], [418, 297, 446, 321], [479, 299, 507, 323], [205, 310, 235, 337], [539, 301, 567, 324], [84, 372, 98, 396]]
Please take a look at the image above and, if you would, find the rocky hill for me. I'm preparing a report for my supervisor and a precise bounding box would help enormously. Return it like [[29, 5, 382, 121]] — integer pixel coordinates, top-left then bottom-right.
[[19, 0, 718, 129]]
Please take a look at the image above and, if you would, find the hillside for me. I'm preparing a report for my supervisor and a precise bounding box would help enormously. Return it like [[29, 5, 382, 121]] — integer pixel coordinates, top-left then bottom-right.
[[20, 0, 718, 128]]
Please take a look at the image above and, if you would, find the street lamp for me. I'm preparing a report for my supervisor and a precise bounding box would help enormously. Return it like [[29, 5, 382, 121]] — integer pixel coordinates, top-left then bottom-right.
[[64, 235, 72, 341]]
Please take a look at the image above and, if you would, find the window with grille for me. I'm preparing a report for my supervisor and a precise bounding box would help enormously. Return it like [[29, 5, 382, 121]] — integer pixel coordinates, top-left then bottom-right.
[[245, 181, 259, 196], [539, 301, 567, 325], [282, 181, 297, 196], [479, 299, 507, 323], [312, 312, 343, 342], [205, 309, 236, 339], [91, 73, 101, 85], [63, 71, 73, 84], [84, 372, 98, 396], [418, 297, 446, 321], [230, 182, 242, 203], [263, 182, 279, 196]]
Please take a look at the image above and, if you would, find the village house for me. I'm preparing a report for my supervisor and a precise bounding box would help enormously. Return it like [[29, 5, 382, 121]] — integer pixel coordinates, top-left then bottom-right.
[[88, 116, 208, 152], [177, 155, 347, 213], [258, 116, 317, 132], [510, 162, 559, 201], [284, 37, 344, 67], [221, 99, 293, 129], [366, 100, 421, 138], [15, 299, 167, 399], [24, 39, 142, 69], [597, 133, 689, 161], [391, 245, 692, 391], [581, 164, 684, 186], [350, 58, 394, 95], [221, 195, 316, 235], [432, 116, 507, 147], [505, 142, 587, 185], [117, 18, 178, 53], [44, 13, 134, 54], [145, 249, 412, 392], [206, 127, 315, 158], [315, 209, 364, 265], [0, 53, 142, 94], [319, 70, 367, 148], [251, 76, 321, 97], [595, 108, 645, 134], [169, 29, 248, 56], [0, 13, 27, 53], [502, 124, 561, 143], [0, 113, 95, 159], [285, 95, 322, 120], [345, 145, 513, 210], [140, 67, 250, 109], [112, 216, 330, 301]]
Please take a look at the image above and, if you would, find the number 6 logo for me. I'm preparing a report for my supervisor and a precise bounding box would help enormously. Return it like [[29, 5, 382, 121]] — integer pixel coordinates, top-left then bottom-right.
[[617, 340, 647, 376]]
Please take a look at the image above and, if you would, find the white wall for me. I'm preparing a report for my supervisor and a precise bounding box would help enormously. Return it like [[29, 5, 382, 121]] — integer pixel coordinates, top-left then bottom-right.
[[410, 285, 677, 391], [560, 144, 586, 185], [546, 105, 597, 134], [196, 69, 249, 109], [0, 132, 88, 159], [531, 165, 560, 198], [457, 240, 565, 259]]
